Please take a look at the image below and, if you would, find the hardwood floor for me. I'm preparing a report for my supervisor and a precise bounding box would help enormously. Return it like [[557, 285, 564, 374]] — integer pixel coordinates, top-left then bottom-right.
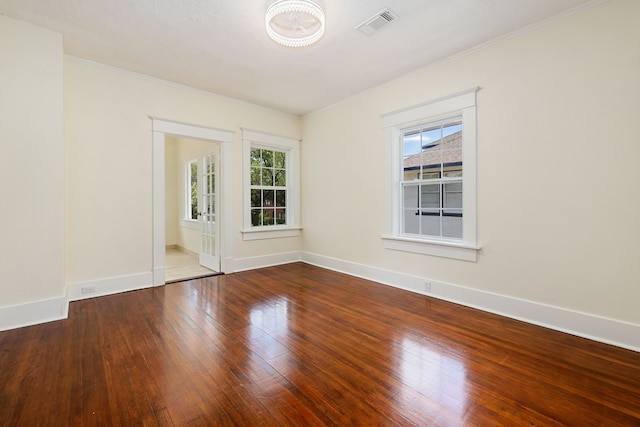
[[1, 263, 639, 426]]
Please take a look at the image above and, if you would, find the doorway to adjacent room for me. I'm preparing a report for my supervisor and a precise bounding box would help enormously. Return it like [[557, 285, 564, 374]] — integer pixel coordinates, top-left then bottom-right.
[[151, 118, 234, 286]]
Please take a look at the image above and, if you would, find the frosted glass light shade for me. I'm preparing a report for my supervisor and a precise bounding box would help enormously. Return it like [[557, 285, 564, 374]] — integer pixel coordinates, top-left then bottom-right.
[[266, 0, 325, 47]]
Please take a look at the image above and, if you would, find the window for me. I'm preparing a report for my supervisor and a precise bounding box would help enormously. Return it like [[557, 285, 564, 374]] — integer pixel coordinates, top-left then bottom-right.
[[382, 88, 479, 261], [401, 118, 463, 239], [250, 148, 287, 226], [242, 129, 301, 240], [185, 159, 198, 220]]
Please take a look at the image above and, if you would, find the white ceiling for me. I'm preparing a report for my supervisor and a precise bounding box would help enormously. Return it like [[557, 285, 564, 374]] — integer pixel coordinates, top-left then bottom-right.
[[0, 0, 599, 115]]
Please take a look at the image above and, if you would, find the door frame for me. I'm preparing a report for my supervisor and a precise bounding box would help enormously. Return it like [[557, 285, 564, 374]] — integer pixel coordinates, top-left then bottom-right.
[[151, 118, 234, 286]]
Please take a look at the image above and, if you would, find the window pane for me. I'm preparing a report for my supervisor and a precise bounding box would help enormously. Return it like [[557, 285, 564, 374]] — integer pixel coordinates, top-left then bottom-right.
[[421, 213, 440, 237], [403, 130, 421, 154], [403, 185, 419, 208], [421, 184, 440, 209], [274, 169, 286, 187], [261, 169, 273, 186], [402, 130, 421, 181], [274, 151, 286, 168], [442, 122, 463, 168], [442, 147, 462, 168], [444, 194, 462, 210], [403, 167, 420, 181], [263, 189, 274, 207], [251, 189, 261, 208], [275, 208, 286, 225], [421, 135, 443, 171], [421, 171, 440, 180], [263, 150, 274, 167], [444, 169, 462, 178], [251, 149, 263, 166], [421, 154, 442, 173], [276, 190, 286, 207], [251, 166, 261, 185], [403, 209, 419, 234], [263, 209, 275, 225], [442, 216, 462, 239], [444, 182, 462, 209], [209, 194, 215, 215], [251, 209, 261, 226], [190, 162, 198, 220]]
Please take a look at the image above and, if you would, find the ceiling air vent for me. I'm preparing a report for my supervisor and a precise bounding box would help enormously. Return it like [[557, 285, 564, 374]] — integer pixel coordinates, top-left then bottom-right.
[[356, 8, 398, 36]]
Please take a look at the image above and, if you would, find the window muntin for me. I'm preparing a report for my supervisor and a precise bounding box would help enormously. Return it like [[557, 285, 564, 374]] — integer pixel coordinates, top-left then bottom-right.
[[250, 147, 288, 227], [401, 118, 463, 239]]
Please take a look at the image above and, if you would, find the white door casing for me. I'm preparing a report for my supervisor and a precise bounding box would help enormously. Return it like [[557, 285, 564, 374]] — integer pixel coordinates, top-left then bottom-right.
[[151, 118, 234, 285]]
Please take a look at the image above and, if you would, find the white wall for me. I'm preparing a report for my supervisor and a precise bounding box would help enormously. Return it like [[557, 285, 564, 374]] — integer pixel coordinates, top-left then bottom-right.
[[301, 0, 640, 327], [0, 16, 65, 327], [64, 57, 302, 286]]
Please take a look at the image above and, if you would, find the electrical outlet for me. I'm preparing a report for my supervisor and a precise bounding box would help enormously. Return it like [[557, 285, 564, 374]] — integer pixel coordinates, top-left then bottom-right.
[[81, 286, 96, 295], [424, 281, 431, 293]]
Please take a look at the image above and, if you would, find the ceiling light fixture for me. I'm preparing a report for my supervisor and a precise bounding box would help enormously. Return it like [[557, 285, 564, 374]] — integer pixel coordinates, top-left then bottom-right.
[[265, 0, 325, 48]]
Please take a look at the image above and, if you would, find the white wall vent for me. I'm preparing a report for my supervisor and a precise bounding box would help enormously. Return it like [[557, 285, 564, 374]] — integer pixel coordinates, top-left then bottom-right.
[[356, 9, 398, 35]]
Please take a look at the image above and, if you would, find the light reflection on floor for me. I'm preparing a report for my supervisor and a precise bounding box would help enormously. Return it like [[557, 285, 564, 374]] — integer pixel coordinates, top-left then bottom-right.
[[399, 335, 468, 420], [247, 297, 292, 395]]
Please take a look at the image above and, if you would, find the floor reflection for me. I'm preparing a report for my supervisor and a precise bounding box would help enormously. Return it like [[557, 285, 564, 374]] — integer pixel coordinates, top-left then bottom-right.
[[250, 298, 289, 331], [249, 298, 290, 360], [399, 335, 468, 420], [245, 297, 294, 398]]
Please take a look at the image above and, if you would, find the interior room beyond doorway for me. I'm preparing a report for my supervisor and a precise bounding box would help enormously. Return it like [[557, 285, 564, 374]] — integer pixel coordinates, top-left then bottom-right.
[[164, 135, 221, 283], [165, 245, 216, 283]]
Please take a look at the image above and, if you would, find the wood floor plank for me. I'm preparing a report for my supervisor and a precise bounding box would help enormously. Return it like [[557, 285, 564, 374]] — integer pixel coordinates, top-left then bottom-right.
[[1, 262, 639, 426]]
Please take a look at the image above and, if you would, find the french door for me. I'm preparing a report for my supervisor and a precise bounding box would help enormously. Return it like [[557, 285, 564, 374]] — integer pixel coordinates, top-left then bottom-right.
[[199, 149, 220, 271]]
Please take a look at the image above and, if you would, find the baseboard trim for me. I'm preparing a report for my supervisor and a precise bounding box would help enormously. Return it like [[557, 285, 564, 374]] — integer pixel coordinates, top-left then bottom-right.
[[5, 254, 638, 352], [0, 297, 68, 331], [231, 251, 302, 273], [301, 251, 640, 352], [67, 272, 153, 302], [177, 246, 198, 256], [153, 266, 165, 286]]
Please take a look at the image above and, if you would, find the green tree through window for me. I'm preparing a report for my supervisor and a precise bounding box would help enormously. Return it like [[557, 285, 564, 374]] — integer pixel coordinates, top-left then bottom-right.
[[250, 148, 287, 226], [187, 160, 198, 220]]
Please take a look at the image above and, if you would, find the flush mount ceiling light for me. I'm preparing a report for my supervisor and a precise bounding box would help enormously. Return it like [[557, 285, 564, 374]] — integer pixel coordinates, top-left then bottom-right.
[[265, 0, 325, 48]]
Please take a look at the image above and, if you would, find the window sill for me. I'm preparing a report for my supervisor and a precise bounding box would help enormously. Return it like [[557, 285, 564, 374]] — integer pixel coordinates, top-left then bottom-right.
[[241, 227, 302, 241], [382, 235, 480, 262]]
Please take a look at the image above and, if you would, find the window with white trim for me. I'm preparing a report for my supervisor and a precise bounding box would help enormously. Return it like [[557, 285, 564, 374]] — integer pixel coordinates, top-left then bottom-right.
[[382, 88, 479, 261], [250, 147, 287, 226], [185, 159, 198, 221], [242, 129, 301, 240]]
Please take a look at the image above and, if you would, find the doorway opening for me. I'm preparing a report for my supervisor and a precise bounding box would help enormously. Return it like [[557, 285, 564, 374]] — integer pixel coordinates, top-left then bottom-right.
[[165, 246, 216, 283], [165, 136, 220, 282], [152, 118, 234, 286]]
